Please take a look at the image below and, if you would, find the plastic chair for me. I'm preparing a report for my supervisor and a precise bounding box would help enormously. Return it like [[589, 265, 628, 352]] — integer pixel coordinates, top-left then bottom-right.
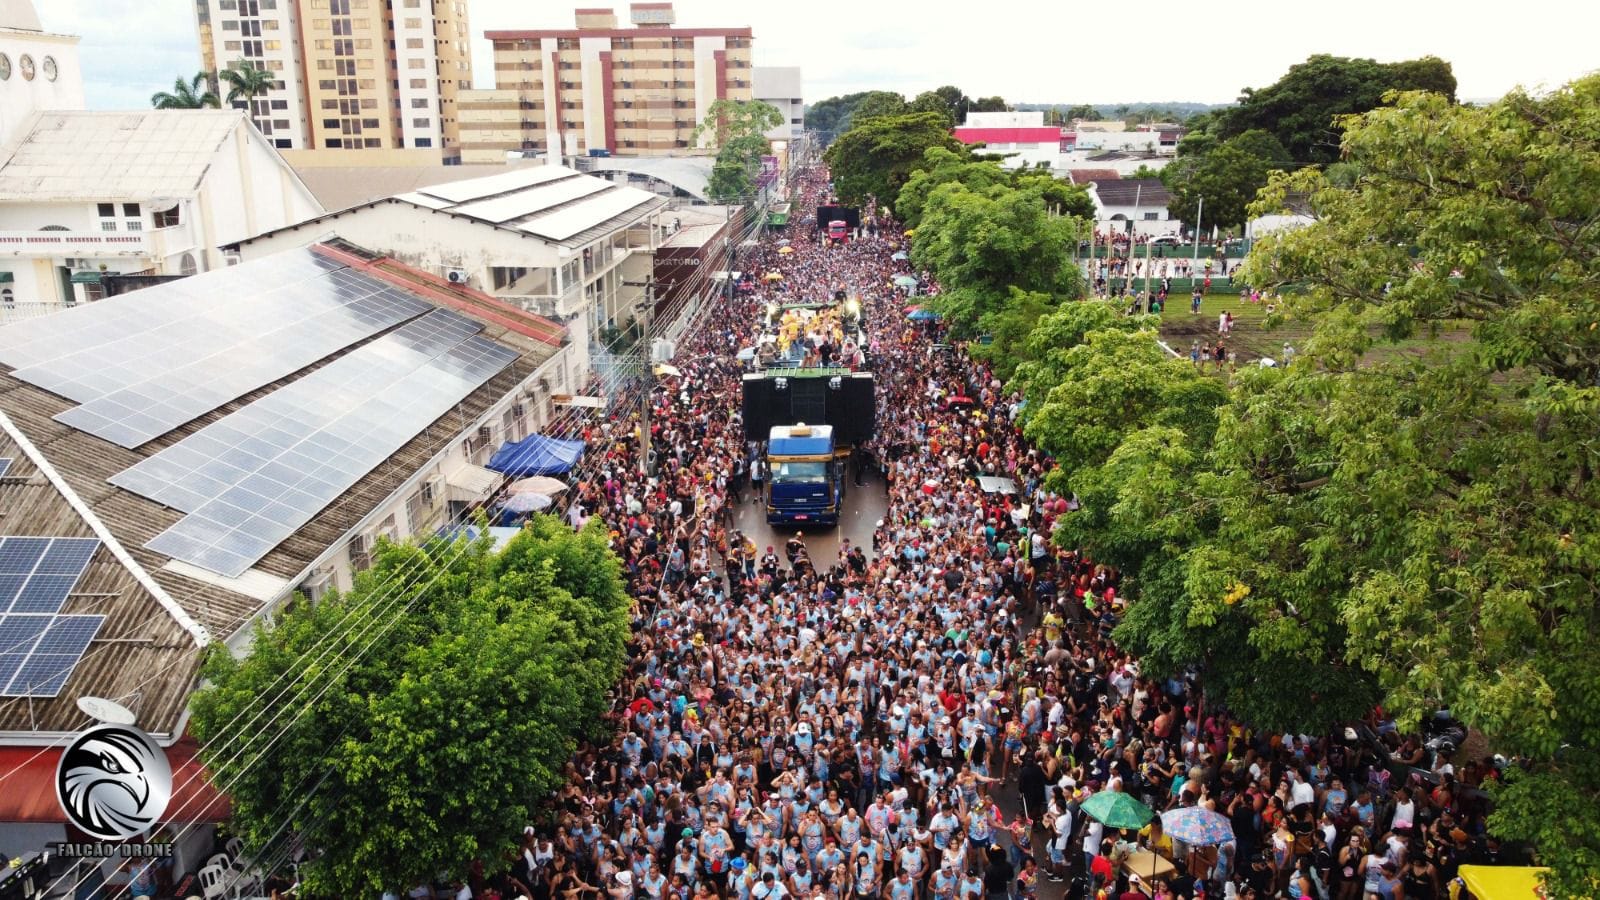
[[198, 863, 229, 900], [224, 836, 244, 864]]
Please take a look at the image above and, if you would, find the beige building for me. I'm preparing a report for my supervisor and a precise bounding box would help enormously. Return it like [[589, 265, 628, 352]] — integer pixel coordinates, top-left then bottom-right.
[[459, 2, 753, 164], [194, 0, 472, 160]]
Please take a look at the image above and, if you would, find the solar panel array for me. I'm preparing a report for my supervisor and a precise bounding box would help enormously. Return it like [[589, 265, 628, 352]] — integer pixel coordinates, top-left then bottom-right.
[[114, 310, 519, 577], [519, 186, 655, 241], [0, 536, 104, 698], [0, 250, 434, 448]]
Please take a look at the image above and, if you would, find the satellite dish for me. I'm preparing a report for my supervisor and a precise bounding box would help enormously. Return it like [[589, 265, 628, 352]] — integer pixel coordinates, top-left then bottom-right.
[[77, 696, 137, 725]]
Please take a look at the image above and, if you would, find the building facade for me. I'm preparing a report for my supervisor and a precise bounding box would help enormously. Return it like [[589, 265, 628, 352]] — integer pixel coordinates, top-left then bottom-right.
[[194, 0, 472, 159], [0, 110, 324, 308], [753, 65, 802, 140], [0, 0, 84, 148], [459, 2, 753, 163]]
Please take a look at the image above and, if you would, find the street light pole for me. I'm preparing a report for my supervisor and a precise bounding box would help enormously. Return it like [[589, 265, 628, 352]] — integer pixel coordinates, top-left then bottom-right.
[[1193, 196, 1204, 272], [624, 278, 656, 478]]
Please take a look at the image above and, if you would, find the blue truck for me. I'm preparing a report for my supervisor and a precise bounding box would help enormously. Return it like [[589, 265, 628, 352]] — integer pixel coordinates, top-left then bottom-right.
[[765, 424, 846, 526]]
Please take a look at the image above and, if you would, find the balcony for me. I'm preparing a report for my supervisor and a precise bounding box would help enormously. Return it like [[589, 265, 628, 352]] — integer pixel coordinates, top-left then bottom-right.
[[0, 230, 151, 258]]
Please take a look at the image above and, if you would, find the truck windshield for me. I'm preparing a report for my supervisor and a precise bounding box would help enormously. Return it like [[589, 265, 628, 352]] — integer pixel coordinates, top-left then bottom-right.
[[772, 461, 827, 483]]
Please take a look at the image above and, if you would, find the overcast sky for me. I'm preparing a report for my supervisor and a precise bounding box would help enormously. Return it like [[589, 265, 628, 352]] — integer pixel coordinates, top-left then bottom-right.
[[46, 0, 1600, 112]]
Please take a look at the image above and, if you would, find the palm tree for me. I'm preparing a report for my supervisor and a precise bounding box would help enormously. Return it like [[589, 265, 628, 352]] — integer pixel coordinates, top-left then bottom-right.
[[219, 64, 275, 113], [151, 72, 220, 110]]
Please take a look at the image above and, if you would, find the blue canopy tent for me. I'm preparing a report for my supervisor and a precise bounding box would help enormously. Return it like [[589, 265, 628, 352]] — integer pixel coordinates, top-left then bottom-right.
[[487, 434, 585, 477]]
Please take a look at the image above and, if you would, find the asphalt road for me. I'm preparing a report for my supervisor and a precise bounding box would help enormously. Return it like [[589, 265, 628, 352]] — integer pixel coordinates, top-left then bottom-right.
[[730, 466, 889, 567]]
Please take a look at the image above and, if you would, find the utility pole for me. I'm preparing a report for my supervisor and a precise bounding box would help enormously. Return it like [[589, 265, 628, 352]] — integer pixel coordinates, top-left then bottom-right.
[[1193, 196, 1204, 272]]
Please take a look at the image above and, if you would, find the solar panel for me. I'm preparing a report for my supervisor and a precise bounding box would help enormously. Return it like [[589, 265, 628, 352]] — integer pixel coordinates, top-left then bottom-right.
[[0, 537, 100, 614], [454, 176, 607, 224], [415, 165, 573, 204], [11, 253, 436, 449], [0, 251, 339, 371], [53, 286, 432, 447], [117, 311, 518, 576], [0, 613, 104, 698], [518, 186, 655, 241]]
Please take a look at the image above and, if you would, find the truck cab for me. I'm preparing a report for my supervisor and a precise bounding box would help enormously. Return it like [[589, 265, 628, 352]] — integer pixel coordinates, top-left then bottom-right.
[[827, 220, 849, 244], [765, 424, 845, 526]]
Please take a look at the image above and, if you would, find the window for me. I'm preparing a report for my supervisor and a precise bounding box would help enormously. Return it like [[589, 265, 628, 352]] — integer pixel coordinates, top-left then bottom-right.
[[99, 220, 118, 232], [270, 99, 287, 109], [404, 17, 422, 27], [323, 118, 339, 129], [222, 20, 239, 30], [96, 203, 114, 217], [406, 38, 424, 49], [361, 118, 379, 128], [410, 97, 429, 108], [407, 58, 425, 69], [1143, 212, 1160, 221], [364, 138, 382, 147], [409, 78, 427, 88], [122, 203, 140, 218], [179, 253, 198, 276], [125, 220, 143, 232], [154, 205, 181, 228], [412, 117, 431, 128], [319, 78, 336, 90]]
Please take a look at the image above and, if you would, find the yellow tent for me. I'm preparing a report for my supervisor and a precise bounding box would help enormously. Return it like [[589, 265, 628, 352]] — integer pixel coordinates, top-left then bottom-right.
[[778, 246, 795, 254], [1453, 866, 1549, 900]]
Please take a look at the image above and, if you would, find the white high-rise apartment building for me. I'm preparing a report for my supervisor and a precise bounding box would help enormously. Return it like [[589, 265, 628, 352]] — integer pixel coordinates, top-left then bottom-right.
[[194, 0, 472, 159]]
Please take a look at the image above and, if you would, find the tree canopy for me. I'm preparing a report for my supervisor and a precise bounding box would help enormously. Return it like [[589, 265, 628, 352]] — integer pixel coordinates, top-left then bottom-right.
[[804, 90, 907, 141], [152, 72, 220, 109], [1211, 53, 1458, 166], [189, 517, 631, 897], [822, 111, 966, 208], [693, 99, 784, 203], [1160, 129, 1289, 229], [977, 75, 1599, 896]]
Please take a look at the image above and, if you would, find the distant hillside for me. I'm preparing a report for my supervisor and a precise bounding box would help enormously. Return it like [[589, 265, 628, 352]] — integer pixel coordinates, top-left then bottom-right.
[[1016, 102, 1226, 123]]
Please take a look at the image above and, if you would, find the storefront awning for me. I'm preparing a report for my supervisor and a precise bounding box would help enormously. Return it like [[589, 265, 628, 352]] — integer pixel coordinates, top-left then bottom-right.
[[0, 272, 14, 283], [68, 271, 102, 284], [444, 464, 503, 497], [0, 738, 229, 825]]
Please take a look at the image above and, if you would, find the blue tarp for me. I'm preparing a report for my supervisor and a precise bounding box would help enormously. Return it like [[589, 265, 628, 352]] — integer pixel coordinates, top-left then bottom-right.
[[487, 434, 585, 476]]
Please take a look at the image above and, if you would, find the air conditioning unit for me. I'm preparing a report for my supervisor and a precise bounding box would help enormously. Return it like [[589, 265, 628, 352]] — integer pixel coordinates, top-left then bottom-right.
[[445, 267, 469, 284], [477, 424, 493, 442], [420, 477, 439, 506], [300, 569, 334, 602], [512, 403, 526, 418], [64, 258, 90, 269]]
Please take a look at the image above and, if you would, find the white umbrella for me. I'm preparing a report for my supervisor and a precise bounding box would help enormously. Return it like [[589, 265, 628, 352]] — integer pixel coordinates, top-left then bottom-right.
[[507, 476, 569, 495], [736, 347, 757, 361], [500, 492, 553, 513]]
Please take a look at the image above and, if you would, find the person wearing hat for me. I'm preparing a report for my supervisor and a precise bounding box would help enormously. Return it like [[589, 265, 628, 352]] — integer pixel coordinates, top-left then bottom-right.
[[609, 870, 636, 899], [1118, 872, 1147, 900]]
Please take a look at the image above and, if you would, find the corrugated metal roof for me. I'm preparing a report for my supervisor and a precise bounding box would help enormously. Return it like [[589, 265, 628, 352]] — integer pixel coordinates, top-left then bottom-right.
[[0, 111, 246, 202]]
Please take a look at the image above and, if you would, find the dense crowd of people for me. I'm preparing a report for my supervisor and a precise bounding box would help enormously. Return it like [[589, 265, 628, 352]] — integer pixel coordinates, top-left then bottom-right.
[[440, 165, 1511, 900]]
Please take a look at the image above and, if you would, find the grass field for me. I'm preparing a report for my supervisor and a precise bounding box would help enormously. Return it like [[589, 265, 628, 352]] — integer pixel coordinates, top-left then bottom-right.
[[1155, 295, 1473, 365]]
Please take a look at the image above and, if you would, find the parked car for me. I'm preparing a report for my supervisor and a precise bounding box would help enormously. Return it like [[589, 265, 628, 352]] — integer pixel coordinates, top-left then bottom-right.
[[1151, 234, 1183, 245]]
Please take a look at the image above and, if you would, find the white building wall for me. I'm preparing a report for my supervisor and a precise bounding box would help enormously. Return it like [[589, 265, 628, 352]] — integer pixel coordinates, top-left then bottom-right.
[[962, 110, 1044, 128], [753, 66, 802, 140], [578, 35, 611, 153], [395, 0, 443, 150], [0, 29, 84, 147], [200, 0, 306, 149]]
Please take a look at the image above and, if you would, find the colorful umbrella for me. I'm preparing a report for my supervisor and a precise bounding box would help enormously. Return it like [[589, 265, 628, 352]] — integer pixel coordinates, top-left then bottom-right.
[[764, 273, 784, 281], [893, 275, 918, 288], [908, 309, 941, 321], [890, 251, 909, 261], [778, 246, 795, 255], [1081, 791, 1153, 830], [1159, 807, 1234, 846]]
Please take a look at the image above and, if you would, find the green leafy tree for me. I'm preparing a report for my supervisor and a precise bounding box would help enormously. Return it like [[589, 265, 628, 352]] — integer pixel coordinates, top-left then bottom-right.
[[823, 111, 966, 207], [1161, 130, 1287, 229], [909, 85, 973, 127], [151, 72, 220, 109], [912, 180, 1084, 334], [1128, 164, 1163, 181], [1216, 53, 1457, 165], [895, 147, 1009, 228], [189, 518, 631, 897], [970, 95, 1008, 113], [219, 64, 275, 131], [804, 92, 873, 141], [1064, 103, 1103, 122], [851, 91, 909, 123], [693, 99, 784, 203]]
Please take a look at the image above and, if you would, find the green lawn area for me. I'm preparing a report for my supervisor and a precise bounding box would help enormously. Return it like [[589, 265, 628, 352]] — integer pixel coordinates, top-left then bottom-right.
[[1155, 294, 1473, 365]]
